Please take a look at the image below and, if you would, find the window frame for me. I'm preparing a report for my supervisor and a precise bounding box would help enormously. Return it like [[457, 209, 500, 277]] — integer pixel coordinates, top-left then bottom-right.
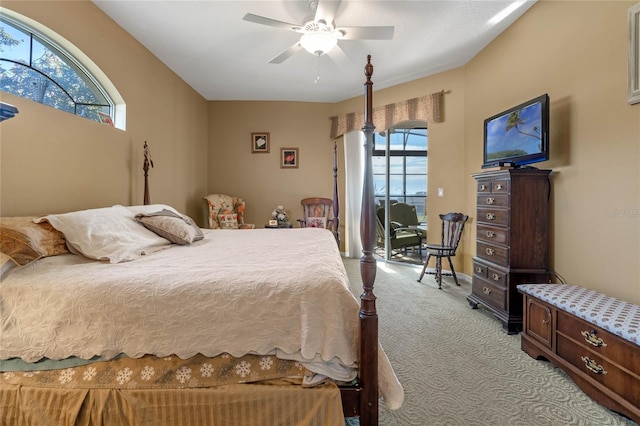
[[0, 9, 123, 127]]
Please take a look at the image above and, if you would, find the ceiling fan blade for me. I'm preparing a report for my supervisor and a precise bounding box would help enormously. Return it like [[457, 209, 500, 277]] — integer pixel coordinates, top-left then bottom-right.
[[327, 43, 351, 67], [269, 43, 304, 64], [243, 13, 300, 31], [337, 26, 394, 40], [314, 0, 342, 26]]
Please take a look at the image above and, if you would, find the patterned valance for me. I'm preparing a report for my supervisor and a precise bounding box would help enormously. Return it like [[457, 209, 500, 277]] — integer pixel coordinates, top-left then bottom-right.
[[329, 91, 443, 139]]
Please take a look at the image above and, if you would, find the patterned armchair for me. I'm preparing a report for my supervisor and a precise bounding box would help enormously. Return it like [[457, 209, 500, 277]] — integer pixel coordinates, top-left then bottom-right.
[[202, 194, 255, 229]]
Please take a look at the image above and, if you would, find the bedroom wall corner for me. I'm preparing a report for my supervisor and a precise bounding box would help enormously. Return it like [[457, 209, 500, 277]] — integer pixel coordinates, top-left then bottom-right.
[[207, 100, 335, 230], [463, 0, 640, 303], [0, 1, 208, 220]]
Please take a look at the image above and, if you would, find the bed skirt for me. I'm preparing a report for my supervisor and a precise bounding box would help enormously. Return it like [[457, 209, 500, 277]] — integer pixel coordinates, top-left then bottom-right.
[[0, 380, 344, 426], [0, 353, 345, 425]]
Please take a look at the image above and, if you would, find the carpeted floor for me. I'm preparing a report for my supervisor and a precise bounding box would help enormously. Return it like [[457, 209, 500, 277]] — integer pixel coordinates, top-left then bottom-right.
[[342, 257, 637, 426]]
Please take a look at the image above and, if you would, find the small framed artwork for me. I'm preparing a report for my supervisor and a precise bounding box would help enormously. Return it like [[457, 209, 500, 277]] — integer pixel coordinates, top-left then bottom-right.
[[268, 219, 278, 226], [629, 3, 640, 104], [280, 148, 299, 168], [251, 132, 270, 153]]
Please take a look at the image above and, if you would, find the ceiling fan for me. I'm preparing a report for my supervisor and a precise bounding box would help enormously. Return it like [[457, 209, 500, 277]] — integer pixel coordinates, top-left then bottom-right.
[[243, 0, 394, 64]]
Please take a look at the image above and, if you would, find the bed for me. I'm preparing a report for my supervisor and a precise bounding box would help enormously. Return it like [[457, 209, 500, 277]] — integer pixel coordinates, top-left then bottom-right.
[[0, 57, 394, 425]]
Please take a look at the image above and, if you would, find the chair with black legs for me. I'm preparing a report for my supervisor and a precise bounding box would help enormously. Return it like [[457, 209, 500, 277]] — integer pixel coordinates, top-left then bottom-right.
[[417, 212, 468, 289]]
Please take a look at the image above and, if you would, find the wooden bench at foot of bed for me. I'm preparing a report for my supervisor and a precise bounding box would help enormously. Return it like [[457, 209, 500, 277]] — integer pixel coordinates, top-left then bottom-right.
[[518, 284, 640, 424]]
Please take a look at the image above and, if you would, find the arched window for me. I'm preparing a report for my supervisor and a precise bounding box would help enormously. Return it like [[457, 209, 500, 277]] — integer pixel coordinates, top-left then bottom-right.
[[0, 10, 123, 127]]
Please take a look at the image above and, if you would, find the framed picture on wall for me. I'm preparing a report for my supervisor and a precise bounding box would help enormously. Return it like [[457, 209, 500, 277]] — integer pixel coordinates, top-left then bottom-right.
[[280, 148, 298, 168], [251, 132, 270, 153]]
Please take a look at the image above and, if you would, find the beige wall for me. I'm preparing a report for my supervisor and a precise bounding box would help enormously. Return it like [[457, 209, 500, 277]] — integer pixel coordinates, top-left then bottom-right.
[[0, 1, 208, 221], [463, 0, 639, 303], [1, 1, 638, 303], [207, 101, 335, 228]]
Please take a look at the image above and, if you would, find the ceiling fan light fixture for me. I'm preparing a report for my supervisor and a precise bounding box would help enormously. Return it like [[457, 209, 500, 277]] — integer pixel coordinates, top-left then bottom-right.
[[300, 31, 337, 56]]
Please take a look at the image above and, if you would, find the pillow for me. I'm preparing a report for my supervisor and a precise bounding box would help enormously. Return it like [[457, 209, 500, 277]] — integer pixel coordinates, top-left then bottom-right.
[[0, 216, 69, 266], [135, 209, 204, 245], [307, 216, 327, 228], [218, 213, 238, 229], [122, 204, 180, 216], [36, 205, 171, 264], [0, 252, 17, 280]]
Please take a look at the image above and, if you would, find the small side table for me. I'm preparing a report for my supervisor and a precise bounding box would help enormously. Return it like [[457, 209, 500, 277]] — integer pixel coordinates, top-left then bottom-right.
[[264, 223, 293, 229]]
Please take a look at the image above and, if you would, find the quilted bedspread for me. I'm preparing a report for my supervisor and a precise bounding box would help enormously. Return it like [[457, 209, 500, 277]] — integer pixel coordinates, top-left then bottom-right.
[[1, 228, 356, 368], [0, 227, 404, 409]]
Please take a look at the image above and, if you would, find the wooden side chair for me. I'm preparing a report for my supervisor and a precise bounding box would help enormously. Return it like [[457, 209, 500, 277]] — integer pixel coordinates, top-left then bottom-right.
[[418, 212, 469, 289], [297, 197, 335, 230]]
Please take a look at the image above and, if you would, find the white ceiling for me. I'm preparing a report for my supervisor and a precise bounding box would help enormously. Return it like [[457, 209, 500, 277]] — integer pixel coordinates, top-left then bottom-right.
[[92, 0, 535, 103]]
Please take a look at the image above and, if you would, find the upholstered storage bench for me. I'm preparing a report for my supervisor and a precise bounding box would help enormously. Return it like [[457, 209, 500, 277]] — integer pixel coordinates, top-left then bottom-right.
[[518, 284, 640, 423]]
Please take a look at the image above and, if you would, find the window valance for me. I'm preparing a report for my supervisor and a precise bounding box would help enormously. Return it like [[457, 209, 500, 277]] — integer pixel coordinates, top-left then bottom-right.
[[329, 91, 443, 139]]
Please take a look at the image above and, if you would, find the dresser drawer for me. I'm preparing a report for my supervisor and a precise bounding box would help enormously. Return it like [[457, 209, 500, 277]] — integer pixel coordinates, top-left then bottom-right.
[[486, 265, 507, 287], [477, 207, 508, 227], [477, 194, 508, 208], [477, 241, 508, 266], [477, 224, 508, 245], [477, 178, 509, 194], [557, 310, 640, 373], [477, 180, 491, 193], [473, 261, 488, 279], [556, 334, 640, 408], [491, 179, 509, 193], [472, 276, 506, 311]]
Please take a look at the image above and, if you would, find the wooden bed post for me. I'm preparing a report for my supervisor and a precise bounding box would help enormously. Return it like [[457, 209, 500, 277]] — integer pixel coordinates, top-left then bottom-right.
[[359, 55, 379, 426], [143, 141, 153, 205], [333, 141, 341, 248]]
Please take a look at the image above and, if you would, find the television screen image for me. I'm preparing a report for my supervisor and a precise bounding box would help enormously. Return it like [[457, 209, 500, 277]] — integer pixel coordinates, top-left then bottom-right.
[[482, 94, 549, 168]]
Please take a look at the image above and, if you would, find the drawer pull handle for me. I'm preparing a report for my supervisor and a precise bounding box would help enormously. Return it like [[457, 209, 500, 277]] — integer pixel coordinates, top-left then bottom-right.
[[486, 197, 495, 205], [486, 213, 496, 221], [479, 184, 487, 191], [581, 356, 607, 375], [581, 330, 608, 348], [491, 273, 500, 281], [482, 286, 492, 295], [485, 248, 495, 256], [486, 231, 495, 238], [495, 184, 503, 190], [475, 267, 483, 273]]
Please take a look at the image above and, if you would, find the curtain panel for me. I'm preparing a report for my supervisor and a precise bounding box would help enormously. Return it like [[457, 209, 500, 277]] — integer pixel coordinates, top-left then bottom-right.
[[329, 91, 443, 139]]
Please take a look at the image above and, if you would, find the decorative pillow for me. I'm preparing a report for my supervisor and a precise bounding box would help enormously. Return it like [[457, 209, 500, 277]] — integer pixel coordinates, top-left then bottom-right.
[[307, 216, 327, 228], [0, 217, 69, 266], [218, 213, 238, 229], [135, 209, 204, 245], [36, 205, 171, 264], [122, 204, 180, 216]]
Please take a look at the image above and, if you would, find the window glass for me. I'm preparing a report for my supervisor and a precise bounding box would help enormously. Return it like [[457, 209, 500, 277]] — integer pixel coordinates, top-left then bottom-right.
[[373, 127, 428, 226], [0, 16, 113, 124], [0, 23, 29, 64]]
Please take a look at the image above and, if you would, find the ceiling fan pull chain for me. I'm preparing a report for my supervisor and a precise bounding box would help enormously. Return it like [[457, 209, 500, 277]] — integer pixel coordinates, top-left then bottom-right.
[[314, 56, 321, 84]]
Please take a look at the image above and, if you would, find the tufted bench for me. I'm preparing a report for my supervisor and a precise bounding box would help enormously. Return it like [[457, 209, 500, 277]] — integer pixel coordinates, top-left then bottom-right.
[[518, 284, 640, 423]]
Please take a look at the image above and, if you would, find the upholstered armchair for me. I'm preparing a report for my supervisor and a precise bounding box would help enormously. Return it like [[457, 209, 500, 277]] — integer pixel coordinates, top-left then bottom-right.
[[202, 194, 255, 229]]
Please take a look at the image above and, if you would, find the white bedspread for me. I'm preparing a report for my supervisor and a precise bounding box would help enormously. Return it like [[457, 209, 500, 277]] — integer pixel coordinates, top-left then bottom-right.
[[0, 227, 403, 409]]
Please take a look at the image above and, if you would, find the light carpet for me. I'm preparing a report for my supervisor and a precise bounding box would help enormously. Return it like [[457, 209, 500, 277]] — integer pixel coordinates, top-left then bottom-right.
[[342, 257, 636, 426]]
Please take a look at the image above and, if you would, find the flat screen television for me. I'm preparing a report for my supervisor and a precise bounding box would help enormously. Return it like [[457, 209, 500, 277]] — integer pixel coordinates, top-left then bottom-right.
[[482, 94, 549, 169]]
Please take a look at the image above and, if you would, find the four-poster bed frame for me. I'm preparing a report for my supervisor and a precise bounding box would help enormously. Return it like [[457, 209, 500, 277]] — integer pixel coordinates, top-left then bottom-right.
[[334, 55, 380, 424], [0, 57, 387, 426]]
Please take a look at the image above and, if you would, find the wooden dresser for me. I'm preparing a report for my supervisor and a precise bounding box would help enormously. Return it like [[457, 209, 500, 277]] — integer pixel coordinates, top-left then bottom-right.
[[518, 284, 640, 424], [467, 168, 552, 334]]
